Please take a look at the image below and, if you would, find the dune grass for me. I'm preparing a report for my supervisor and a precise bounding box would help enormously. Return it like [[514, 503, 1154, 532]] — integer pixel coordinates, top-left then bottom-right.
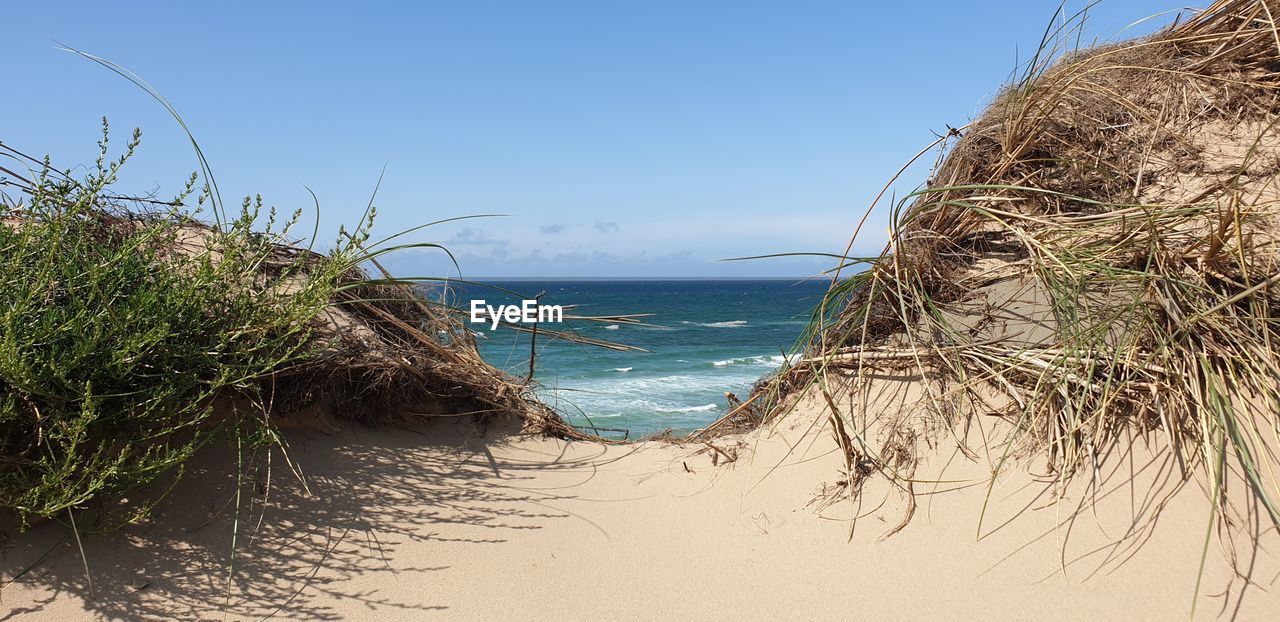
[[743, 7, 1280, 601], [0, 112, 639, 537], [0, 122, 393, 527]]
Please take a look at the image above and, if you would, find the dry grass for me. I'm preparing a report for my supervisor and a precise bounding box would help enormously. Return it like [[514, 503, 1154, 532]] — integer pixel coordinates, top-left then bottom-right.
[[755, 0, 1280, 565], [0, 123, 610, 534]]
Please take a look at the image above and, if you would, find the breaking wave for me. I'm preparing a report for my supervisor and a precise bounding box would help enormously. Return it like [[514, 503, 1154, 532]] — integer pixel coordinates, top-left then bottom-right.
[[681, 320, 748, 328], [710, 354, 795, 367], [654, 403, 719, 413]]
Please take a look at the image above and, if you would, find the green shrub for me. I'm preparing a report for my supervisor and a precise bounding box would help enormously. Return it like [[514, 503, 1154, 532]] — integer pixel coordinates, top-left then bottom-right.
[[0, 122, 362, 526]]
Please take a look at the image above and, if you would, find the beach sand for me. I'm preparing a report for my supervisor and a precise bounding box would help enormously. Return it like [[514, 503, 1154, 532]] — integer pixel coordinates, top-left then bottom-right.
[[4, 390, 1278, 620]]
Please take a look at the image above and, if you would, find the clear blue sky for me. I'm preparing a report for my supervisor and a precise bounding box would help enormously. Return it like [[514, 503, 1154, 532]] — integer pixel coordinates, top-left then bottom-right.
[[4, 1, 1186, 277]]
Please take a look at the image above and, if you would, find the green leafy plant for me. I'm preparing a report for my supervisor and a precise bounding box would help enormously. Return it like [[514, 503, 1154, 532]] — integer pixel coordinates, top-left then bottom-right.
[[0, 121, 365, 526]]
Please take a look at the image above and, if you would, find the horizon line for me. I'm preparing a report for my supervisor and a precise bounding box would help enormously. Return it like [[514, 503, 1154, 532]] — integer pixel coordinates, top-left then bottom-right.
[[459, 276, 829, 281]]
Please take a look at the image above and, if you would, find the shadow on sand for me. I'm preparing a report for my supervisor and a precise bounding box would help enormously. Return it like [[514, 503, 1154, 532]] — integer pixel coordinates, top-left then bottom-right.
[[0, 416, 613, 620]]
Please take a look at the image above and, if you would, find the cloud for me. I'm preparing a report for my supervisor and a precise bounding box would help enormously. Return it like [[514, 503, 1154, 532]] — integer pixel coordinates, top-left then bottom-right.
[[537, 222, 620, 235], [416, 243, 829, 278], [444, 227, 511, 260], [447, 227, 502, 246]]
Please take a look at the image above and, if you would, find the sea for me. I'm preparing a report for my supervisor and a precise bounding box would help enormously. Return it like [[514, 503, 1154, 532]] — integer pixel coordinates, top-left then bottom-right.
[[455, 279, 829, 438]]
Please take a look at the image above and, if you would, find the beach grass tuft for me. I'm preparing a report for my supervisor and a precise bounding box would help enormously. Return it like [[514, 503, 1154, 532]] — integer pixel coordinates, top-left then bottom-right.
[[0, 120, 593, 532], [751, 2, 1280, 581]]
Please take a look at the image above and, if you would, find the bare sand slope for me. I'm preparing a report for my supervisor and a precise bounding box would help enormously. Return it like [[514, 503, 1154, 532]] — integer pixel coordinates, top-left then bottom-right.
[[2, 398, 1278, 620]]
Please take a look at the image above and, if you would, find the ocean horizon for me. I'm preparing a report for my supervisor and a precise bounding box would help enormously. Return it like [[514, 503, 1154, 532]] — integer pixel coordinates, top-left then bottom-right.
[[458, 278, 829, 437]]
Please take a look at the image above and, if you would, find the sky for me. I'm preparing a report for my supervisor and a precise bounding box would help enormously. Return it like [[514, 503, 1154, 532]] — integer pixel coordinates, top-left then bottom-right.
[[4, 1, 1188, 278]]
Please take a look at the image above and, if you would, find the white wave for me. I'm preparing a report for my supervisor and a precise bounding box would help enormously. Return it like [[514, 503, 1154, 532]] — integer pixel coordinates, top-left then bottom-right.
[[610, 367, 633, 373], [655, 403, 719, 413], [711, 355, 770, 367], [603, 324, 620, 330], [537, 373, 761, 423], [711, 354, 800, 368], [552, 374, 744, 398], [678, 320, 748, 328]]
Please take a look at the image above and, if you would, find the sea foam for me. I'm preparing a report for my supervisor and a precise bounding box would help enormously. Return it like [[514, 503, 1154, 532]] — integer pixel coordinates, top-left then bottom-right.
[[680, 320, 749, 328], [655, 403, 719, 413], [711, 354, 796, 367]]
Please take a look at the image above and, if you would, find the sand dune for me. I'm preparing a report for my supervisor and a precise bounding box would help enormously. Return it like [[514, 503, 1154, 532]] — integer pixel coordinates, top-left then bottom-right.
[[3, 390, 1276, 620]]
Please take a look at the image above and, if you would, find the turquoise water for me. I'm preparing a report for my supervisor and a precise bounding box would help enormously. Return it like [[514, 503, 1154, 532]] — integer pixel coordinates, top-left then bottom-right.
[[457, 279, 828, 437]]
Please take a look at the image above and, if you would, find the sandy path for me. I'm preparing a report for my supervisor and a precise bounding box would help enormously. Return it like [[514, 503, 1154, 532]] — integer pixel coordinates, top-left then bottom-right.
[[2, 406, 1278, 620]]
